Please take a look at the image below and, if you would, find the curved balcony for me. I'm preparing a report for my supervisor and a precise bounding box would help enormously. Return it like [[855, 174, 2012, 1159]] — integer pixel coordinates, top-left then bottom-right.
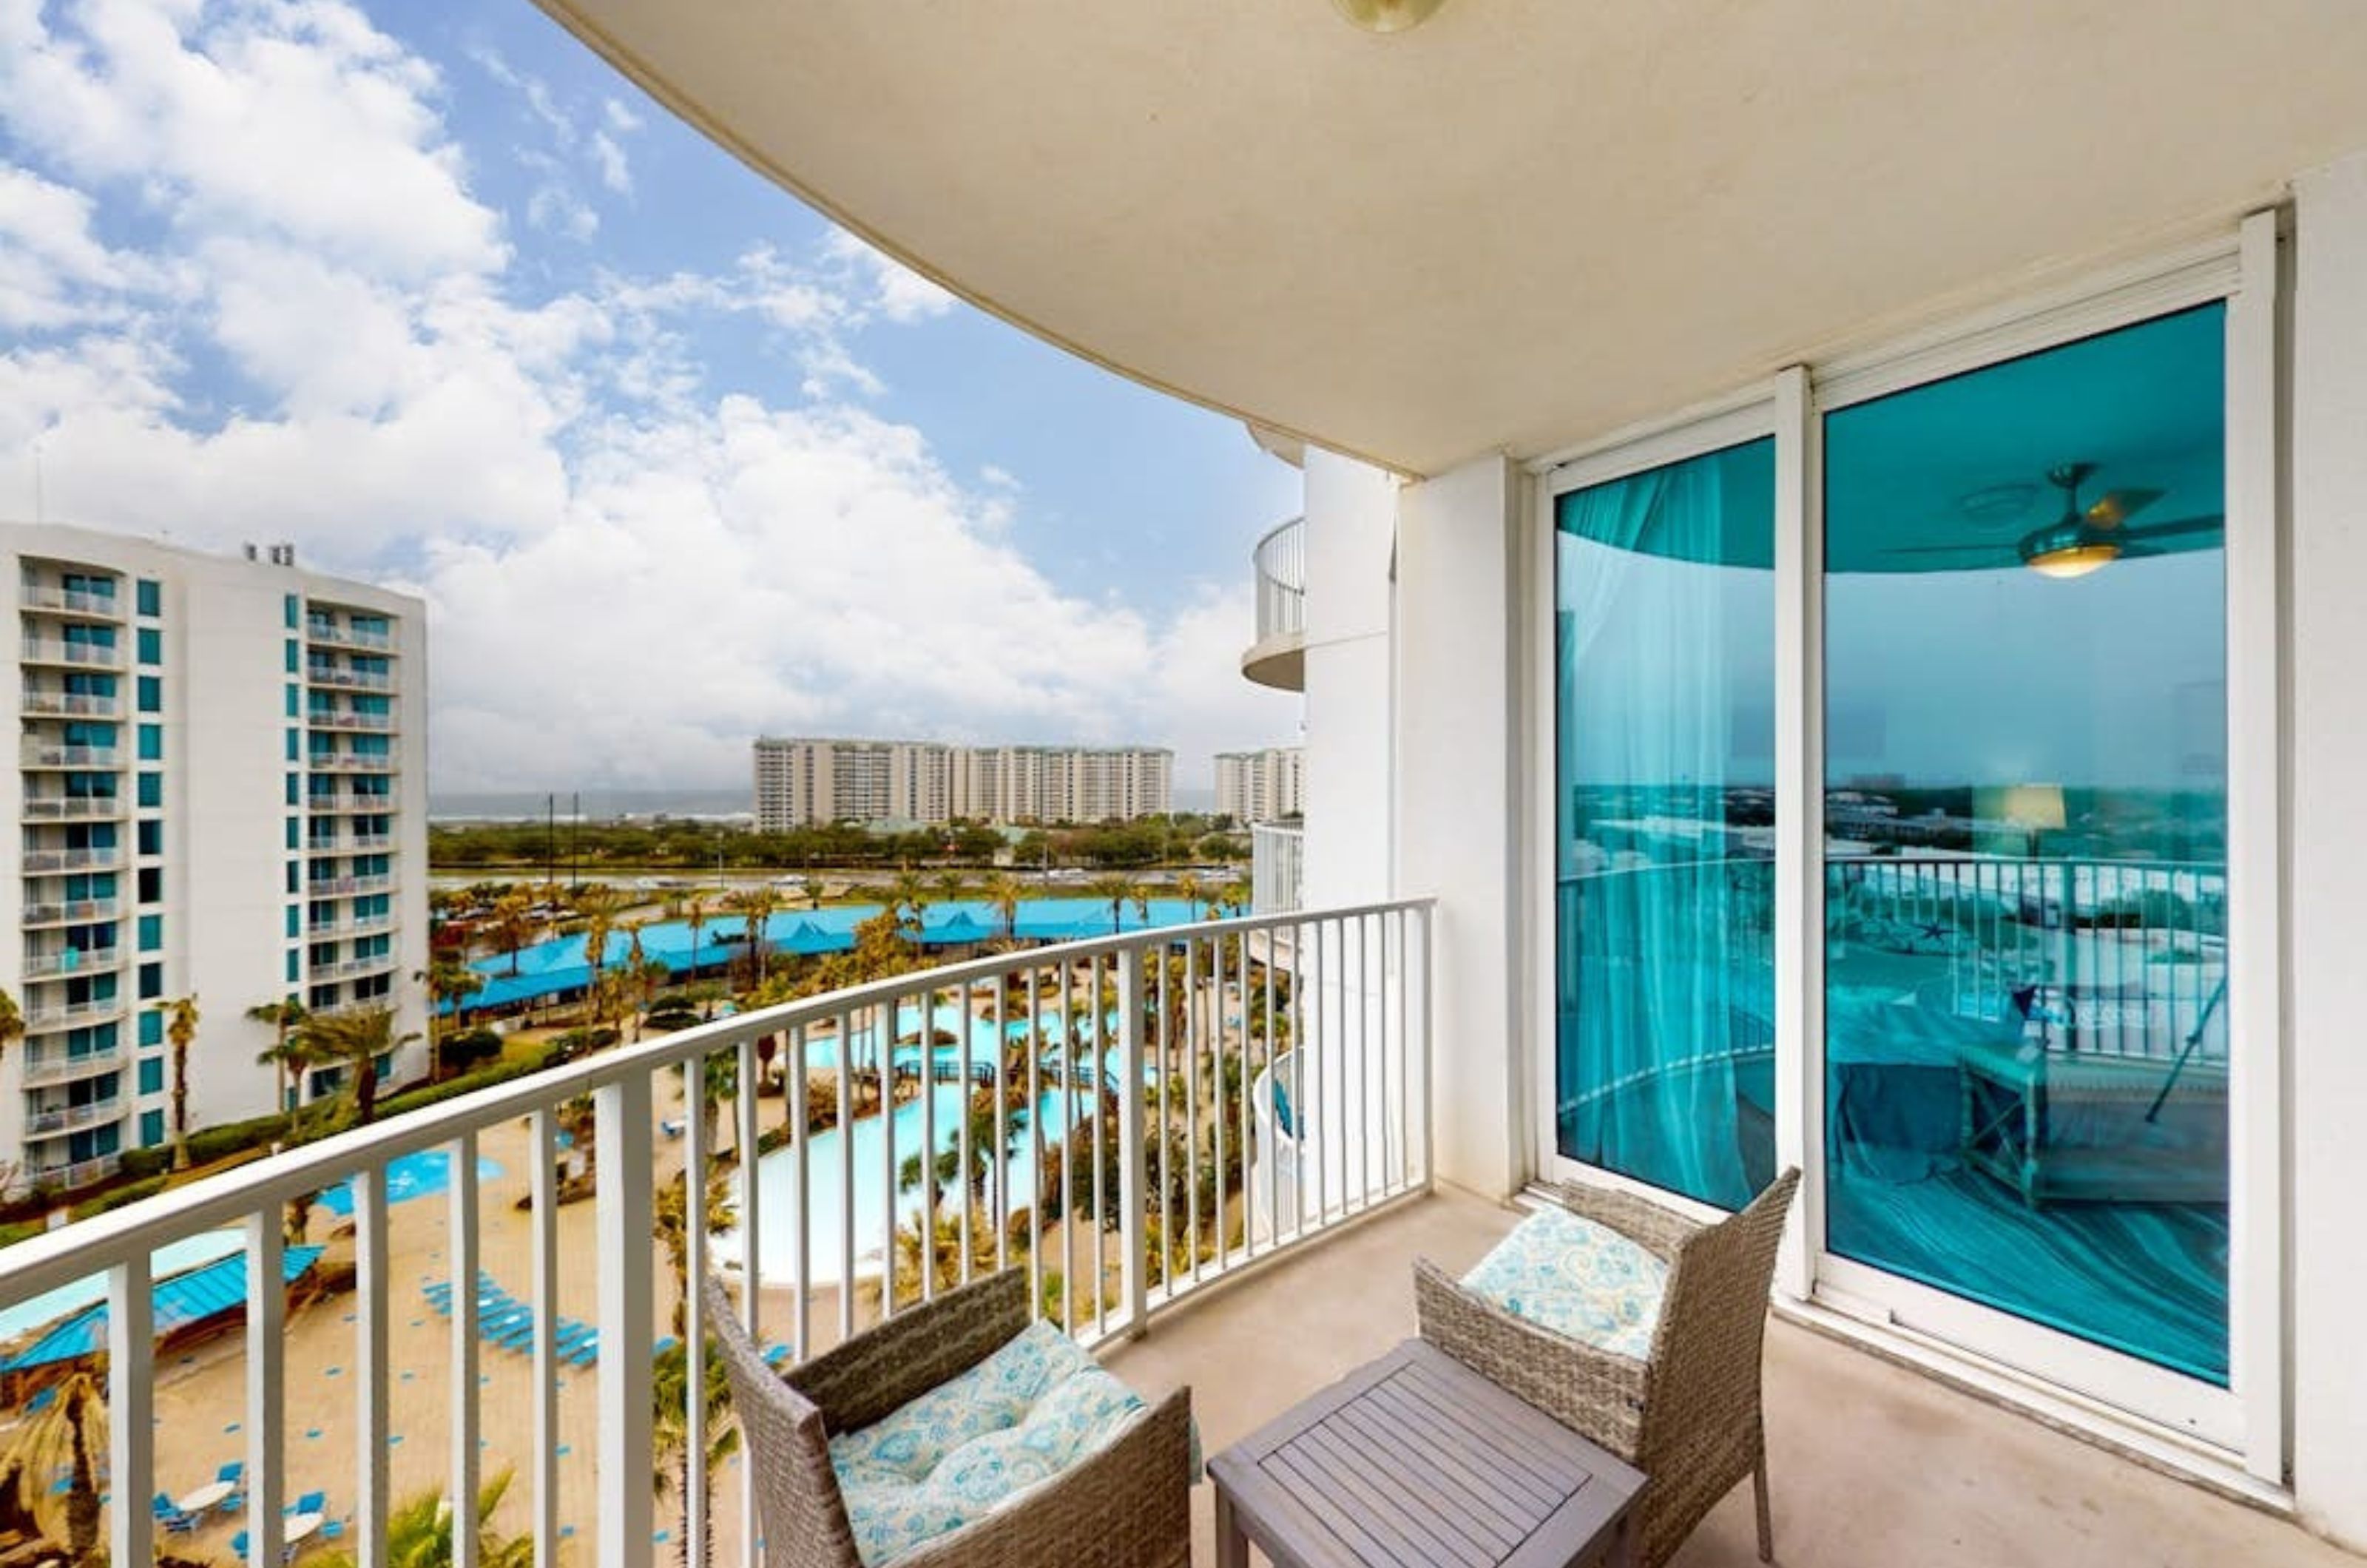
[[24, 1097, 123, 1138], [23, 946, 121, 979], [21, 1041, 127, 1088], [21, 691, 121, 720], [1240, 515, 1306, 692], [18, 584, 124, 621], [19, 638, 124, 670]]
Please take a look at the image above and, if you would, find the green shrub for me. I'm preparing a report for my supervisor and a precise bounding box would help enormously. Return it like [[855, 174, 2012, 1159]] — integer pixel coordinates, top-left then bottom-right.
[[183, 1113, 294, 1167], [442, 1025, 504, 1071]]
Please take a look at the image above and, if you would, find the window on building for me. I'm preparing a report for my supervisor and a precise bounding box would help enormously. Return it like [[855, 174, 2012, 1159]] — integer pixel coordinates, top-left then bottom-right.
[[138, 724, 161, 762], [287, 950, 300, 984], [136, 627, 161, 666], [138, 867, 161, 904], [139, 1109, 164, 1149], [138, 579, 162, 618], [138, 962, 162, 1000], [137, 1057, 163, 1095], [137, 913, 162, 952], [136, 675, 161, 713], [138, 1010, 162, 1048], [137, 820, 161, 857], [284, 593, 298, 629], [136, 772, 161, 809]]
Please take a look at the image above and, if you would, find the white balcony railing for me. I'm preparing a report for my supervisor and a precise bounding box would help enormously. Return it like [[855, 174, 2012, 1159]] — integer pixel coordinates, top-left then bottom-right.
[[308, 749, 400, 773], [21, 1042, 127, 1087], [1243, 516, 1306, 691], [22, 946, 121, 978], [305, 872, 397, 898], [22, 996, 126, 1032], [21, 847, 124, 873], [312, 953, 398, 980], [20, 691, 120, 719], [20, 741, 121, 768], [25, 1154, 119, 1192], [18, 584, 124, 619], [307, 711, 396, 733], [1252, 822, 1306, 914], [306, 791, 395, 814], [21, 796, 126, 822], [23, 1097, 123, 1138], [19, 638, 124, 669], [305, 666, 396, 692], [304, 621, 396, 652], [0, 899, 1431, 1568], [21, 896, 122, 927]]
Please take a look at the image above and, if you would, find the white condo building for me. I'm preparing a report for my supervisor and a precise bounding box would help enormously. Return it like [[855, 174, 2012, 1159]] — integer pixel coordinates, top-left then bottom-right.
[[754, 737, 1171, 828], [1215, 746, 1304, 825], [4, 524, 428, 1195]]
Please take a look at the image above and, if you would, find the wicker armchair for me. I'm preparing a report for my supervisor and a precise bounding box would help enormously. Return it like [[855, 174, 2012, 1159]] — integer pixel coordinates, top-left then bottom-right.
[[700, 1268, 1193, 1568], [1415, 1169, 1802, 1568]]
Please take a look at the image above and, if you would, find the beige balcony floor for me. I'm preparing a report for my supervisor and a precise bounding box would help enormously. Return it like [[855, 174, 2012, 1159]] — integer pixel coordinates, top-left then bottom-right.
[[1103, 1187, 2358, 1568]]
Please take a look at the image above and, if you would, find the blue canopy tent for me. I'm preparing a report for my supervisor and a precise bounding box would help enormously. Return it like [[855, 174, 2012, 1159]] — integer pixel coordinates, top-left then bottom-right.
[[0, 1246, 326, 1377]]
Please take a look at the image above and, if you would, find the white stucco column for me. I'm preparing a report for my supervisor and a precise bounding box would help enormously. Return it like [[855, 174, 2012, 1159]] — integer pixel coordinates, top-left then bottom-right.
[[2288, 146, 2367, 1550], [1300, 450, 1397, 908], [1395, 453, 1526, 1200]]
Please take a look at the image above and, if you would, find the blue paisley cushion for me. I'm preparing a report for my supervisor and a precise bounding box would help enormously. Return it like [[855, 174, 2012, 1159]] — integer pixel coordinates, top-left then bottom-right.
[[828, 1319, 1154, 1566], [1462, 1206, 1669, 1362]]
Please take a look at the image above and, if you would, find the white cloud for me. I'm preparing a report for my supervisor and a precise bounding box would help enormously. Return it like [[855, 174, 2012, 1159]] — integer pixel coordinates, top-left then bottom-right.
[[0, 0, 1295, 794]]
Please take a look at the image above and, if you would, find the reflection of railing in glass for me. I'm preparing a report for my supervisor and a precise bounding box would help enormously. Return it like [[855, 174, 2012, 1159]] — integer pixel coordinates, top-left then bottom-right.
[[1826, 855, 2226, 1063]]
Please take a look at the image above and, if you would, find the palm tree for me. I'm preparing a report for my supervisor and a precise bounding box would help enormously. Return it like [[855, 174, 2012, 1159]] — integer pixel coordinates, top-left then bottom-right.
[[1084, 875, 1135, 935], [886, 869, 932, 953], [577, 885, 627, 1021], [982, 872, 1026, 944], [295, 1005, 419, 1129], [315, 1470, 534, 1568], [653, 1173, 738, 1567], [419, 956, 481, 1080], [722, 886, 779, 990], [1174, 871, 1206, 922], [798, 875, 826, 910], [248, 996, 310, 1115], [932, 869, 970, 910], [0, 987, 22, 1067], [158, 994, 199, 1172], [490, 891, 533, 976], [4, 1368, 104, 1565], [683, 892, 709, 983], [899, 1092, 1030, 1209]]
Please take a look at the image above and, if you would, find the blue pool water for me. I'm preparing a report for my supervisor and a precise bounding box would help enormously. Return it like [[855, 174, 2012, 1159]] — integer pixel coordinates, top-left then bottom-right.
[[317, 1149, 508, 1217], [711, 1086, 1082, 1289]]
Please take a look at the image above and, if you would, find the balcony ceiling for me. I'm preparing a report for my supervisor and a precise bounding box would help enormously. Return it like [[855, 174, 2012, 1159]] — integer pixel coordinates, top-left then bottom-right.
[[533, 1, 2367, 478]]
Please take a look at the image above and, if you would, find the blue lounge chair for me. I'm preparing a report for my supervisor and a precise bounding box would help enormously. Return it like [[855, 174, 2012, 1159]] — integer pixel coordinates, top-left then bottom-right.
[[288, 1490, 325, 1517], [152, 1494, 196, 1534]]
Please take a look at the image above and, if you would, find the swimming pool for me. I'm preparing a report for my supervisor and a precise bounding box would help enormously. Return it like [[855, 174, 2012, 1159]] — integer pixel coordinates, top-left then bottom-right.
[[709, 1086, 1084, 1289], [316, 1149, 508, 1217]]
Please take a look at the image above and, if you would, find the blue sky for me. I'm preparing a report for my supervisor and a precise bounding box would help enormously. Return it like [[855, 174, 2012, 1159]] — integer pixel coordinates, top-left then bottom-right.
[[0, 0, 1305, 791]]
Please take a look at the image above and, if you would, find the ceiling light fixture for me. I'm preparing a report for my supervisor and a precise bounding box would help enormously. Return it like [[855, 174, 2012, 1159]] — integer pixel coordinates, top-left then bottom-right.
[[1331, 0, 1448, 33]]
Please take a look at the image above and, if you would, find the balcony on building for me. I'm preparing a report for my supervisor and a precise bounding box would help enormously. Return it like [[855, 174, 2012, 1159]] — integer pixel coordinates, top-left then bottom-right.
[[1240, 515, 1305, 692]]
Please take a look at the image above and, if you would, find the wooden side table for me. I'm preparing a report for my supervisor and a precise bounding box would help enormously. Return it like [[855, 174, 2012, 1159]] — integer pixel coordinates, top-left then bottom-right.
[[1210, 1338, 1645, 1568]]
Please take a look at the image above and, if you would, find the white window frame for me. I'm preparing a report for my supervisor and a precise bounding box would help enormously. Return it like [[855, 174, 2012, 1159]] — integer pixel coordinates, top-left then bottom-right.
[[1521, 212, 2286, 1484]]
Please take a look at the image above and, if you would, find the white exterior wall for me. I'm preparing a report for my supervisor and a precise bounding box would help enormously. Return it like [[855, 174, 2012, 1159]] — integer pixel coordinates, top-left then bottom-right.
[[1299, 450, 1395, 907], [1395, 455, 1525, 1200], [1, 525, 427, 1189], [2287, 146, 2367, 1548]]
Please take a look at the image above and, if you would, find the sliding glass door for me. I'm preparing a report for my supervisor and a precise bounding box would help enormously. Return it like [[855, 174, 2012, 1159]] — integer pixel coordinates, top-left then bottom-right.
[[1544, 284, 2262, 1445], [1820, 305, 2231, 1386], [1552, 438, 1777, 1212]]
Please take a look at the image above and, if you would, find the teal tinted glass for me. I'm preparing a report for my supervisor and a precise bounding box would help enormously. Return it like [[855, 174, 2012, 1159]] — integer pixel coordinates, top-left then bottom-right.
[[1553, 436, 1777, 1211], [1821, 304, 2228, 1382], [137, 579, 161, 617]]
